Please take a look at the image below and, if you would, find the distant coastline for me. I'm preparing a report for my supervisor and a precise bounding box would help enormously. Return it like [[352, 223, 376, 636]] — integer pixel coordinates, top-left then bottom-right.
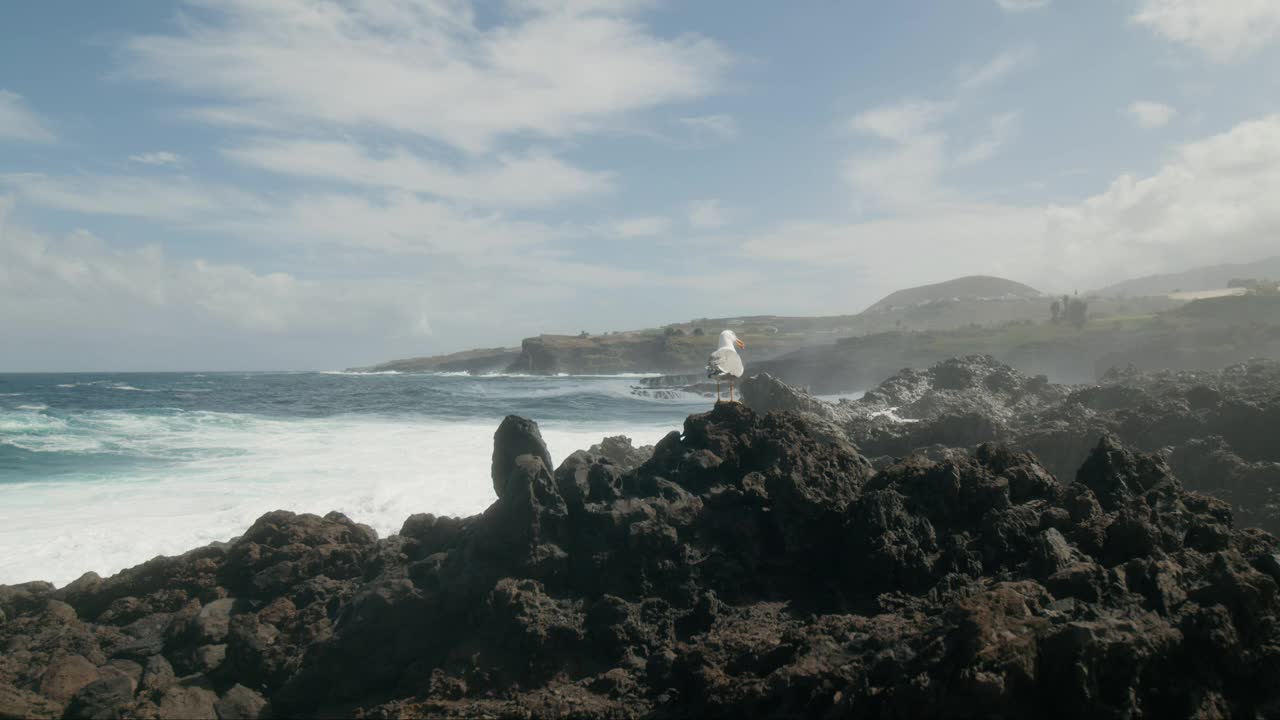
[[356, 291, 1280, 391]]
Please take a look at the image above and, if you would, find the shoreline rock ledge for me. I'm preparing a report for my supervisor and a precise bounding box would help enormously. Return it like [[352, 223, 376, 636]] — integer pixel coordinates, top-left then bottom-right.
[[3, 404, 1280, 718]]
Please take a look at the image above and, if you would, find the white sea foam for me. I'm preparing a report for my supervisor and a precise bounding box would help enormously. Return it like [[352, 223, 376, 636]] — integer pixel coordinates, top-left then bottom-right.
[[472, 372, 661, 379], [0, 411, 681, 587], [15, 404, 49, 411], [108, 383, 158, 392], [0, 410, 69, 437], [319, 370, 403, 376], [870, 407, 920, 423]]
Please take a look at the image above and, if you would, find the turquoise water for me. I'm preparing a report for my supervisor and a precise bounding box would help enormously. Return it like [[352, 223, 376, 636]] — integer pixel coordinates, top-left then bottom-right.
[[0, 371, 705, 586]]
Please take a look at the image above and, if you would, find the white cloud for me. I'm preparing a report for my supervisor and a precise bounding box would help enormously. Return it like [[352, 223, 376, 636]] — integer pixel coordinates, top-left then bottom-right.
[[689, 199, 728, 229], [0, 202, 434, 348], [609, 215, 670, 238], [0, 173, 264, 221], [221, 190, 558, 256], [1133, 0, 1280, 61], [995, 0, 1049, 11], [679, 113, 738, 139], [123, 0, 731, 153], [742, 115, 1280, 296], [740, 206, 1045, 301], [845, 67, 1024, 212], [129, 151, 184, 166], [957, 47, 1035, 91], [846, 100, 1003, 211], [850, 100, 951, 142], [1126, 101, 1177, 129], [224, 138, 611, 209], [2, 170, 572, 263], [844, 132, 951, 211], [954, 112, 1021, 166], [1043, 115, 1280, 283], [0, 90, 55, 144], [0, 193, 770, 368]]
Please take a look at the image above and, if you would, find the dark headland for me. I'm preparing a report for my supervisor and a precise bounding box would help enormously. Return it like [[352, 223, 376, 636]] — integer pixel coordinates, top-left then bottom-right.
[[4, 356, 1280, 718]]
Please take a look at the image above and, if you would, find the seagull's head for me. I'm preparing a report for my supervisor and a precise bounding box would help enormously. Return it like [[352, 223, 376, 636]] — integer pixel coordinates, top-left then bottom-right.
[[720, 329, 745, 349]]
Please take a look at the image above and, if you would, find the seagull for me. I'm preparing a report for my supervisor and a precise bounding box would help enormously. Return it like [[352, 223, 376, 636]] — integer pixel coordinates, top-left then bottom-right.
[[707, 330, 746, 403]]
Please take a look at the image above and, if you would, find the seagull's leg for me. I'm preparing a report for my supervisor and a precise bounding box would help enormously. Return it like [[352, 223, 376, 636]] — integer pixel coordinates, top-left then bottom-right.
[[729, 379, 735, 403], [716, 381, 721, 403]]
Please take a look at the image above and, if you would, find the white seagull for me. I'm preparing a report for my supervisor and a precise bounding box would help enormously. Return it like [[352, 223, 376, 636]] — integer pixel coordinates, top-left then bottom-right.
[[707, 330, 746, 403]]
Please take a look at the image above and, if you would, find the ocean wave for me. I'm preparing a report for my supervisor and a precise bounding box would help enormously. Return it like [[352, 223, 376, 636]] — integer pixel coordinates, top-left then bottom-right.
[[320, 370, 403, 376], [108, 383, 159, 392], [494, 371, 665, 379], [0, 412, 681, 586], [0, 411, 71, 438], [461, 371, 663, 379], [15, 404, 49, 411]]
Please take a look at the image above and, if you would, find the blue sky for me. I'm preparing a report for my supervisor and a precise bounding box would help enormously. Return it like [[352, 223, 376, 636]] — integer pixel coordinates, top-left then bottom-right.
[[2, 0, 1279, 370]]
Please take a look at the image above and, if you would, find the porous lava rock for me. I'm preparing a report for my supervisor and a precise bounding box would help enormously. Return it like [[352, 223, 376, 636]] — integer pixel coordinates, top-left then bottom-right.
[[2, 402, 1279, 718]]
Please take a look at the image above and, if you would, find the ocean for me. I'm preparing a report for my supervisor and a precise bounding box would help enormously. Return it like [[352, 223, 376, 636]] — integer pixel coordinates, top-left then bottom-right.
[[0, 371, 708, 587]]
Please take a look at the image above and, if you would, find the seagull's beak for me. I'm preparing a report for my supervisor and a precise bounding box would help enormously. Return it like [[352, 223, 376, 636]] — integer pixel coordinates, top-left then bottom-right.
[[735, 339, 745, 349]]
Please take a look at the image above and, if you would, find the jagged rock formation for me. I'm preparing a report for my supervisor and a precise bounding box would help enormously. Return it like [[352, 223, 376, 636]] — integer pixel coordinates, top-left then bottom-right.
[[584, 435, 654, 471], [744, 355, 1280, 537], [4, 404, 1280, 718]]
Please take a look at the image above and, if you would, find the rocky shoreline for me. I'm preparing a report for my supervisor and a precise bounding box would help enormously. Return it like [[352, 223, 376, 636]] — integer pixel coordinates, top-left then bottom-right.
[[743, 355, 1280, 536], [4, 359, 1280, 718]]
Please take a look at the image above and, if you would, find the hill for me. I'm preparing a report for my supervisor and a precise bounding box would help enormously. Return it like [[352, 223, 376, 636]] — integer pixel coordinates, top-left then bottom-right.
[[754, 294, 1280, 391], [864, 275, 1042, 313], [354, 283, 1178, 375], [1096, 256, 1280, 297]]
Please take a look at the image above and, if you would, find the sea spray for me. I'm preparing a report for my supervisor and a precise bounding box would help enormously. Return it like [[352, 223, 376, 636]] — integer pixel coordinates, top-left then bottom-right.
[[0, 371, 703, 586]]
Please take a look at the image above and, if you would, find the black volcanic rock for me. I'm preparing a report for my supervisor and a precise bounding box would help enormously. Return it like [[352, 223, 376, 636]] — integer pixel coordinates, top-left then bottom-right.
[[854, 354, 1067, 424], [492, 415, 555, 500], [585, 435, 654, 471], [775, 356, 1280, 537], [3, 402, 1280, 717]]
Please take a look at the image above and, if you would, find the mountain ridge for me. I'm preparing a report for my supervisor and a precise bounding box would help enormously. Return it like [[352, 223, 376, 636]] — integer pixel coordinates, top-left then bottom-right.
[[1096, 256, 1280, 297]]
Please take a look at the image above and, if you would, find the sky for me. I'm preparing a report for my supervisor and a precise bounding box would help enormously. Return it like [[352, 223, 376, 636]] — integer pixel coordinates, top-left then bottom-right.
[[2, 0, 1279, 371]]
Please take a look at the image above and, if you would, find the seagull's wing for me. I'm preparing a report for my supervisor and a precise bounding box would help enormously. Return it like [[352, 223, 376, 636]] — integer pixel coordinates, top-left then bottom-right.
[[707, 347, 744, 378]]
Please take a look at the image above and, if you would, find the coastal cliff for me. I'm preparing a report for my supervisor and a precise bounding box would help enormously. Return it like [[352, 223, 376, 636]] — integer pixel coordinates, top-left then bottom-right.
[[5, 359, 1280, 718], [505, 333, 784, 375], [355, 294, 1276, 385]]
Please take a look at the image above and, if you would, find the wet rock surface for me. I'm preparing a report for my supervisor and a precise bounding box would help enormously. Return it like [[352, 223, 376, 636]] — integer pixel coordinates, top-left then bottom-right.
[[3, 395, 1280, 717]]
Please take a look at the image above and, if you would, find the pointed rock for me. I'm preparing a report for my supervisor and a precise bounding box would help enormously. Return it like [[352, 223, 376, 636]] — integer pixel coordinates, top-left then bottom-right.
[[492, 416, 555, 500]]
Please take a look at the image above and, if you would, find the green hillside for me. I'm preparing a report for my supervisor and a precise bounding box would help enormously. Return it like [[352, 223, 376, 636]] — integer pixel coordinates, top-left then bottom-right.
[[864, 275, 1042, 313]]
